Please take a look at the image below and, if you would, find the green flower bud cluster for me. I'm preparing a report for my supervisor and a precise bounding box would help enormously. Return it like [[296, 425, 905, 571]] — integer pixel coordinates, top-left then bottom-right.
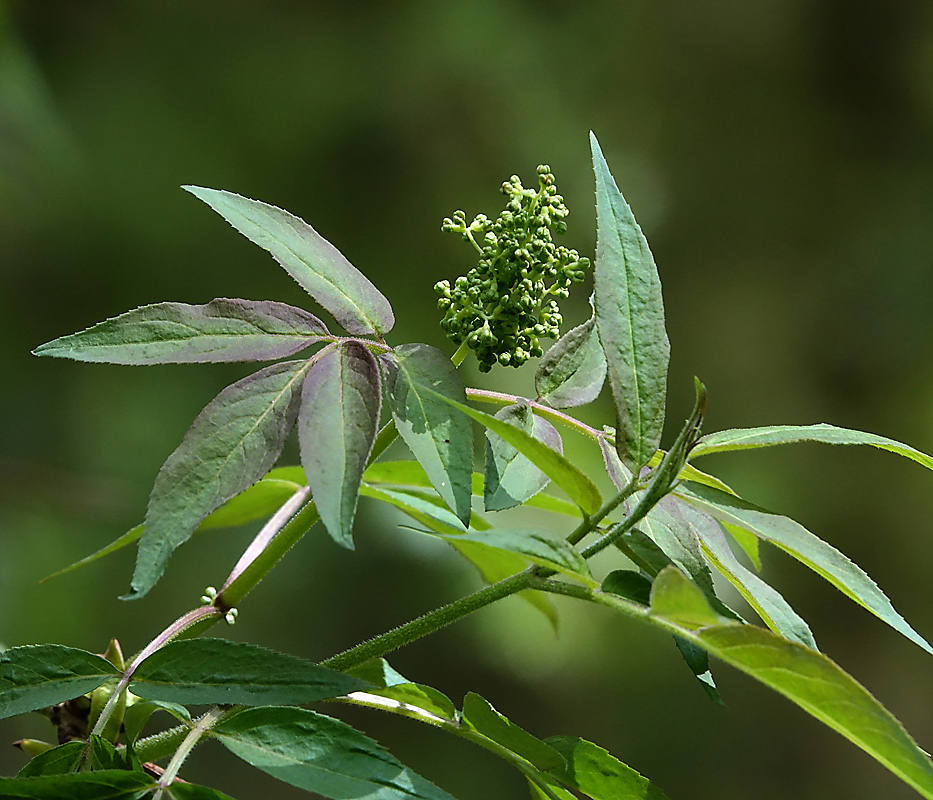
[[435, 165, 590, 372]]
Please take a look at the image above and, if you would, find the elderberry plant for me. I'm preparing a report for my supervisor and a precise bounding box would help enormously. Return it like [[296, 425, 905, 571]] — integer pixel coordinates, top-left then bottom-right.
[[3, 132, 933, 800]]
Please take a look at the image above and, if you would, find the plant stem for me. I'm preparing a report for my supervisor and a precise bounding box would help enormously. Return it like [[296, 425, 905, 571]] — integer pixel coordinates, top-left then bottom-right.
[[452, 340, 471, 366], [155, 707, 228, 796], [465, 387, 603, 439], [321, 570, 534, 671], [90, 605, 223, 739], [219, 498, 320, 608]]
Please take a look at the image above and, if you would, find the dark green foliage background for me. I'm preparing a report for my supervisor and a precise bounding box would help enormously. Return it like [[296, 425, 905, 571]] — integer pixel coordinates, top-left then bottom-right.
[[2, 2, 933, 798]]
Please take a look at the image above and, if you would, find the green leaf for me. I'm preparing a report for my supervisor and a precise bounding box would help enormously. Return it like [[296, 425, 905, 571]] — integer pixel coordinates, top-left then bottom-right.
[[131, 638, 370, 706], [462, 692, 565, 772], [168, 783, 241, 800], [625, 568, 933, 798], [0, 771, 154, 799], [544, 736, 670, 800], [183, 186, 394, 336], [33, 299, 330, 364], [0, 645, 118, 720], [601, 570, 652, 606], [431, 393, 602, 516], [598, 434, 633, 491], [196, 478, 304, 531], [670, 498, 816, 648], [44, 476, 303, 583], [678, 481, 933, 654], [15, 742, 84, 777], [590, 132, 670, 472], [634, 498, 716, 598], [299, 341, 382, 548], [447, 538, 560, 630], [127, 359, 309, 599], [380, 344, 473, 524], [123, 698, 190, 746], [693, 423, 933, 472], [412, 525, 595, 587], [212, 706, 457, 800], [535, 300, 607, 409], [648, 567, 728, 630], [364, 459, 581, 518], [673, 636, 723, 706], [485, 404, 562, 512], [341, 661, 458, 722]]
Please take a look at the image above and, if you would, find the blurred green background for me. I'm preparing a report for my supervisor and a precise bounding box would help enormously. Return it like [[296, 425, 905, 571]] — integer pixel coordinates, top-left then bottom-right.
[[2, 1, 933, 798]]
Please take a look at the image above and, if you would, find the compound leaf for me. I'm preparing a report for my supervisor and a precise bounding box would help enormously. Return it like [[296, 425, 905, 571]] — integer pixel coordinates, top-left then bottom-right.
[[677, 481, 933, 654], [590, 132, 670, 472], [299, 341, 381, 548], [0, 645, 118, 720], [33, 299, 329, 364], [131, 638, 369, 706], [127, 360, 309, 600], [485, 403, 562, 511], [184, 186, 394, 336], [381, 344, 473, 524], [212, 706, 457, 800]]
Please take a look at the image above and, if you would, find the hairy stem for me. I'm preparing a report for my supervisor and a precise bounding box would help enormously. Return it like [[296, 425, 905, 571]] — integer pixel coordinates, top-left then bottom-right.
[[321, 570, 534, 671], [465, 387, 602, 439], [155, 707, 228, 796]]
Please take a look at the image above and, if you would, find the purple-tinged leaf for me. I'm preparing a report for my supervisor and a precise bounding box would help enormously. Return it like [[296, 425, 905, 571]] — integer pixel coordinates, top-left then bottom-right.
[[33, 299, 330, 364], [183, 186, 394, 336], [591, 133, 670, 472], [535, 300, 607, 409], [299, 341, 381, 548], [380, 344, 473, 524], [127, 360, 310, 599], [484, 403, 563, 511], [598, 433, 633, 491]]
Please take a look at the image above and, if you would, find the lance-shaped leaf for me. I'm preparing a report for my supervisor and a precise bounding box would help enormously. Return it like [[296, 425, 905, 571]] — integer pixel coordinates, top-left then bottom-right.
[[0, 645, 118, 720], [0, 771, 155, 799], [344, 659, 458, 722], [44, 476, 304, 583], [413, 525, 595, 587], [212, 706, 457, 800], [462, 692, 565, 773], [542, 736, 671, 800], [693, 423, 933, 472], [432, 393, 603, 515], [364, 459, 581, 518], [362, 484, 559, 627], [669, 497, 816, 648], [184, 186, 394, 336], [607, 568, 933, 798], [168, 783, 240, 800], [131, 638, 370, 705], [590, 132, 670, 472], [535, 301, 607, 409], [485, 403, 563, 511], [33, 299, 330, 364], [299, 341, 381, 548], [677, 481, 933, 654], [380, 344, 473, 524], [127, 360, 309, 599]]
